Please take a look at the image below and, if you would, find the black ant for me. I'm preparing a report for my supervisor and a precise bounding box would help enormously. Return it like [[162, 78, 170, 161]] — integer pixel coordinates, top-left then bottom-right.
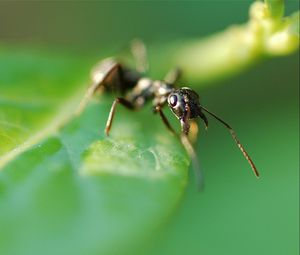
[[77, 40, 259, 188]]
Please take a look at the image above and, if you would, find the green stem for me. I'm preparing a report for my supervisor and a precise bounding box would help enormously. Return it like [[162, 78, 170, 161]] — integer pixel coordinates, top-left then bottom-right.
[[265, 0, 284, 19], [171, 2, 299, 85]]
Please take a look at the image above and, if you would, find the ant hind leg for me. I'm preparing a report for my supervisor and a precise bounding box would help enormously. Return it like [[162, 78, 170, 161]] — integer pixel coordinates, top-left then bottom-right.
[[76, 58, 122, 115]]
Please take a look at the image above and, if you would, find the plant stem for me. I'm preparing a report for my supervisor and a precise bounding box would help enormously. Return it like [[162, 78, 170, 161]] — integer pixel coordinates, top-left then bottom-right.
[[172, 1, 299, 85]]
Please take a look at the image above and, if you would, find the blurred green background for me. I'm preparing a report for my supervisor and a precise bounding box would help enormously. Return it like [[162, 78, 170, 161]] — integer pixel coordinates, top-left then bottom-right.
[[0, 1, 299, 255], [1, 1, 298, 51]]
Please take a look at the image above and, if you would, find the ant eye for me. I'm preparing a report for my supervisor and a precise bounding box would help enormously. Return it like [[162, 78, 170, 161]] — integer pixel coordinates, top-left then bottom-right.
[[169, 95, 178, 107]]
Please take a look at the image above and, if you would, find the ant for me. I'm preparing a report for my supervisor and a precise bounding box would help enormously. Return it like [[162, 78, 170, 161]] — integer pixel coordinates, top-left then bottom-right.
[[77, 40, 259, 188]]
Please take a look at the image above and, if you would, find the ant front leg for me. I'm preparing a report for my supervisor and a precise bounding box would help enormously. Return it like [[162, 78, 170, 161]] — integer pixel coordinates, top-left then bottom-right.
[[105, 97, 135, 136], [180, 106, 199, 143], [153, 105, 177, 136], [180, 104, 191, 136], [180, 105, 204, 190], [155, 103, 203, 189]]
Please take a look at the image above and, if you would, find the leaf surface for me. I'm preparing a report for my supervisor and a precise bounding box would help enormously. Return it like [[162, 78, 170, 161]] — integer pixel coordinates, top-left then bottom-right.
[[0, 48, 189, 255]]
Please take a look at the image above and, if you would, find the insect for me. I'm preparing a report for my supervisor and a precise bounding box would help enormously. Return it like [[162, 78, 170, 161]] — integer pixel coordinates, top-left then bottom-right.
[[77, 40, 259, 188]]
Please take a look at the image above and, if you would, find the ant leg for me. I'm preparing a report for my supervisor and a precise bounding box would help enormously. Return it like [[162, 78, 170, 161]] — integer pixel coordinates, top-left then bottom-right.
[[180, 134, 203, 191], [153, 105, 177, 136], [154, 104, 203, 189], [76, 58, 122, 115], [105, 97, 135, 136], [130, 39, 148, 73], [180, 104, 191, 135], [164, 68, 182, 84], [180, 105, 204, 190]]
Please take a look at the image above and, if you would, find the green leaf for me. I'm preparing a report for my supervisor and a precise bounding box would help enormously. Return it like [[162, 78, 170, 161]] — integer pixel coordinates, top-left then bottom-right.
[[0, 47, 92, 159], [0, 48, 189, 255]]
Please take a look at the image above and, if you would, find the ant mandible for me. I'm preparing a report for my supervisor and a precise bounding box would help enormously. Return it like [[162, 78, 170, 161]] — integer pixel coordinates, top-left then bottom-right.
[[77, 40, 259, 188]]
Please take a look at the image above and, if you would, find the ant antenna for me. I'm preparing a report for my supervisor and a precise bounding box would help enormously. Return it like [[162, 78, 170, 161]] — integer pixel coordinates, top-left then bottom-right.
[[200, 106, 259, 178]]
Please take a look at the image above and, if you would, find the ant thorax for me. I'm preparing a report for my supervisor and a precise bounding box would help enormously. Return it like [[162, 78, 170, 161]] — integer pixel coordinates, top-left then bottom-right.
[[125, 78, 174, 109], [125, 78, 155, 108], [152, 80, 174, 106]]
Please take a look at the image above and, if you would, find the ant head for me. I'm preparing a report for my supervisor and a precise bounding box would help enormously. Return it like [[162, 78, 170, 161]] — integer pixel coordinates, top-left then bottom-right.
[[168, 88, 259, 178], [167, 87, 202, 120]]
